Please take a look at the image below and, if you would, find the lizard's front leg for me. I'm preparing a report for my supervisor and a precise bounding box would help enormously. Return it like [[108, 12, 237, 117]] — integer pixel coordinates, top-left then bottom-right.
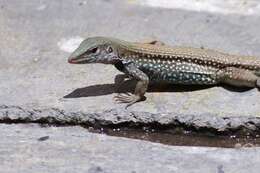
[[114, 62, 149, 107]]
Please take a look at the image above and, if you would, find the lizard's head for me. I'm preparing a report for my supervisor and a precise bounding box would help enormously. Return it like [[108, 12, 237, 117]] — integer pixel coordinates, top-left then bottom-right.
[[68, 37, 120, 64]]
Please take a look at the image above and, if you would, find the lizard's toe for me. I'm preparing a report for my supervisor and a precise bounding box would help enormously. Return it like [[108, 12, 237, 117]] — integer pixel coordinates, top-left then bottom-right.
[[114, 93, 132, 103], [114, 93, 141, 108]]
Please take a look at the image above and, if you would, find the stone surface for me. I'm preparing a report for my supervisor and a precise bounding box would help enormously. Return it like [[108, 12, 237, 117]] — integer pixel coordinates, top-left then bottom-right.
[[1, 105, 260, 133], [1, 0, 260, 131], [1, 124, 260, 173]]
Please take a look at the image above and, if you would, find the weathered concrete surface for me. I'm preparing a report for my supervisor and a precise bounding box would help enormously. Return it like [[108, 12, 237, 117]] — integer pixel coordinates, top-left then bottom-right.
[[1, 105, 260, 133], [1, 124, 260, 173], [1, 0, 260, 131]]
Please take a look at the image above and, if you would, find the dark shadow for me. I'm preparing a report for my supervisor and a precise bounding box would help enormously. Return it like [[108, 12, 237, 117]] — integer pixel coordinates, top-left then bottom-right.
[[64, 84, 117, 98], [64, 74, 255, 98], [148, 83, 213, 92], [221, 84, 253, 92], [64, 74, 135, 98]]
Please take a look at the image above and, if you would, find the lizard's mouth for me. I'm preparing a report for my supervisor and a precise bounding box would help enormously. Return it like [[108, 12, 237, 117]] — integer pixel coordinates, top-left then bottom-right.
[[68, 58, 76, 64], [68, 56, 84, 64], [68, 57, 90, 64]]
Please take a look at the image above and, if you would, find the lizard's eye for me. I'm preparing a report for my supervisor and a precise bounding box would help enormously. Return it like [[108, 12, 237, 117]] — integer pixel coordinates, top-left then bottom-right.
[[89, 47, 98, 54], [107, 46, 113, 53]]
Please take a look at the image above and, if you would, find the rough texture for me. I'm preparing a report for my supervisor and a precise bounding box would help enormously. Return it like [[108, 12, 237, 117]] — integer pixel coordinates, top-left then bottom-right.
[[1, 105, 260, 133], [1, 0, 260, 131], [1, 124, 260, 173]]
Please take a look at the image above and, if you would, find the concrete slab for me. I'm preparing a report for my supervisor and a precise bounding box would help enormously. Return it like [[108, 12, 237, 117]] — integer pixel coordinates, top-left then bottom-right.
[[1, 124, 260, 173], [1, 0, 260, 132]]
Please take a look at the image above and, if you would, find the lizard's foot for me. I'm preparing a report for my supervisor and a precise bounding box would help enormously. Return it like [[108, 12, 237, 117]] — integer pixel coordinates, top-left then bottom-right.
[[114, 93, 141, 108], [257, 78, 260, 89]]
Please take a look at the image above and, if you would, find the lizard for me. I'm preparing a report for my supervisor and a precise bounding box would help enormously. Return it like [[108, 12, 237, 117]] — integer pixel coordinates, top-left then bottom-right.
[[68, 36, 260, 107]]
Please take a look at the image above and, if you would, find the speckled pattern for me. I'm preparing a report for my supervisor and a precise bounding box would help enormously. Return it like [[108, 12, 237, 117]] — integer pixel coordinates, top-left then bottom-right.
[[128, 56, 218, 84], [116, 38, 260, 85], [122, 40, 260, 70]]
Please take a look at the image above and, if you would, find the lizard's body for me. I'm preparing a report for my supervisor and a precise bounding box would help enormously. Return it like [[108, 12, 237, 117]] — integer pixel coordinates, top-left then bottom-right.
[[68, 37, 260, 106]]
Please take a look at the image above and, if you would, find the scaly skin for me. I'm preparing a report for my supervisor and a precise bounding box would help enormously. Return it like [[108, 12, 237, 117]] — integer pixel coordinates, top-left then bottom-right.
[[68, 37, 260, 107]]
